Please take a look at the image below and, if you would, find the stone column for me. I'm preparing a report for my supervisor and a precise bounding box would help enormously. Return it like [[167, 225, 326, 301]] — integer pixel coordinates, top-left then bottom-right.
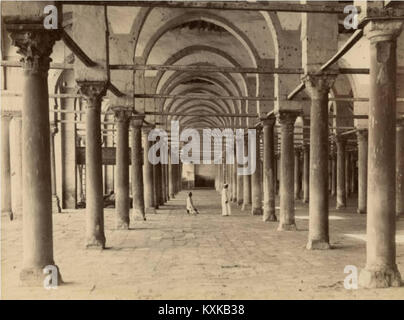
[[236, 165, 243, 205], [351, 153, 357, 195], [277, 111, 298, 231], [335, 135, 346, 209], [169, 153, 175, 199], [242, 135, 252, 211], [131, 114, 146, 221], [275, 154, 279, 196], [112, 108, 131, 229], [357, 129, 368, 214], [359, 21, 402, 288], [294, 147, 301, 200], [345, 150, 351, 199], [79, 81, 107, 249], [331, 149, 337, 197], [232, 157, 237, 202], [142, 125, 155, 213], [251, 128, 263, 215], [154, 160, 163, 207], [397, 120, 404, 217], [50, 122, 61, 213], [10, 28, 62, 284], [77, 165, 84, 203], [302, 144, 310, 203], [177, 163, 182, 192], [303, 74, 336, 249], [262, 117, 277, 221], [1, 113, 12, 219], [9, 113, 23, 218]]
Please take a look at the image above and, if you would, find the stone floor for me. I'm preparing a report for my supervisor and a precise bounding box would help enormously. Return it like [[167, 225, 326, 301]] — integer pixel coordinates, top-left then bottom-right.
[[1, 189, 404, 299]]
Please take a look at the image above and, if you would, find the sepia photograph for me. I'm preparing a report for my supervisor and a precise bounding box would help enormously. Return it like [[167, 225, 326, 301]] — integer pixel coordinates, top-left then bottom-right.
[[0, 0, 404, 307]]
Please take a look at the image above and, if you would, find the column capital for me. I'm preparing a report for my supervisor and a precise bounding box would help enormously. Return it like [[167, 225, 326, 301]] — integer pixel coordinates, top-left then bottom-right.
[[302, 143, 310, 152], [302, 73, 337, 99], [334, 133, 347, 145], [364, 20, 403, 43], [276, 110, 299, 126], [260, 115, 276, 127], [131, 114, 145, 127], [77, 81, 107, 109], [356, 128, 368, 142], [9, 29, 60, 76], [111, 107, 132, 123]]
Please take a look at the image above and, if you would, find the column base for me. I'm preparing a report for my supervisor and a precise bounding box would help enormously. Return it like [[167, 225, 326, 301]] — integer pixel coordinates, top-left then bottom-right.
[[116, 221, 129, 230], [359, 265, 402, 288], [52, 195, 61, 213], [20, 264, 63, 287], [251, 207, 263, 216], [306, 239, 331, 250], [241, 204, 250, 211], [277, 222, 297, 231], [336, 203, 346, 210], [85, 235, 106, 249], [263, 212, 277, 222], [357, 208, 367, 214], [170, 194, 175, 199], [145, 207, 156, 214], [132, 208, 146, 221]]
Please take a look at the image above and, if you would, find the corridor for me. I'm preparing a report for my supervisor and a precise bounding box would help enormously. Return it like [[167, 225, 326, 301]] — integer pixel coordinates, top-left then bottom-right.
[[2, 189, 404, 299]]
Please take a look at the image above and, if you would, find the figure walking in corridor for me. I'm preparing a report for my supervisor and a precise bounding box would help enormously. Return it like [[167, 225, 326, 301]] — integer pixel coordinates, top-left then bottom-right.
[[221, 184, 231, 216]]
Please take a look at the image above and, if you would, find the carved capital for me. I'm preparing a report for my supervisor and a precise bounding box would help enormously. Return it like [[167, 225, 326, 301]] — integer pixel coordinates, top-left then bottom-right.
[[77, 81, 107, 109], [111, 107, 132, 123], [277, 111, 299, 132], [302, 74, 337, 99], [261, 116, 276, 128], [131, 114, 145, 128], [334, 134, 347, 146], [364, 20, 403, 43], [356, 129, 368, 142], [9, 30, 60, 76]]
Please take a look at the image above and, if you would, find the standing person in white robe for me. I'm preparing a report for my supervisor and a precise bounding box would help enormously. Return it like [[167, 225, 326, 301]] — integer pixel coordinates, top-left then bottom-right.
[[221, 184, 231, 216], [186, 192, 199, 215]]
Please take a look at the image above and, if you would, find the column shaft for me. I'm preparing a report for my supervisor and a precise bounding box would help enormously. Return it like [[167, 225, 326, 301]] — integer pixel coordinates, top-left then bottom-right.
[[304, 74, 335, 249], [302, 144, 310, 203], [10, 115, 23, 218], [397, 122, 404, 217], [80, 82, 107, 249], [262, 118, 276, 221], [277, 111, 298, 231], [357, 130, 368, 214], [359, 21, 402, 288], [113, 109, 131, 229], [336, 136, 346, 209], [251, 129, 262, 215], [143, 128, 155, 211], [1, 114, 12, 219], [131, 115, 146, 220], [10, 29, 62, 284], [294, 148, 301, 200]]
